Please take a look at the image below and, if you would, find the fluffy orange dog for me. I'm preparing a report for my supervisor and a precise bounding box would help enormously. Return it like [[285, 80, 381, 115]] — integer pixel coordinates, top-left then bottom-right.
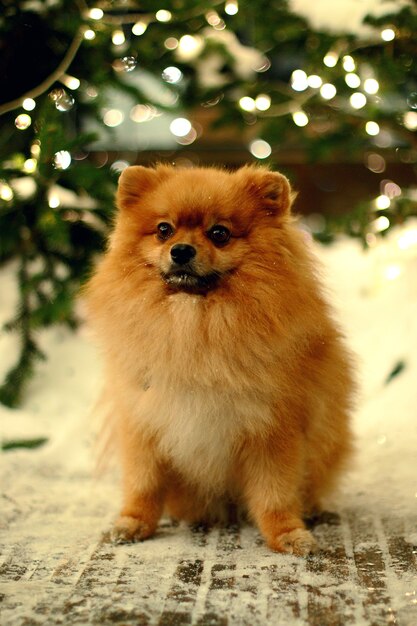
[[85, 164, 355, 556]]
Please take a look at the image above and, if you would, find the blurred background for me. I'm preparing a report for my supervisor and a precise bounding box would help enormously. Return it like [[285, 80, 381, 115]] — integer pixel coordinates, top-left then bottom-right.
[[0, 0, 416, 408]]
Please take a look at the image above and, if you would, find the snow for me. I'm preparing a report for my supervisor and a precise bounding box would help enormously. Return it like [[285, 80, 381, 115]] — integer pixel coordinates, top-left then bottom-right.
[[1, 223, 417, 625], [289, 0, 412, 35]]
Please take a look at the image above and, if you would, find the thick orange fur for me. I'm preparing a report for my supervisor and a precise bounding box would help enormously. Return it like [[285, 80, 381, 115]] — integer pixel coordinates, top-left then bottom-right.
[[84, 164, 355, 556]]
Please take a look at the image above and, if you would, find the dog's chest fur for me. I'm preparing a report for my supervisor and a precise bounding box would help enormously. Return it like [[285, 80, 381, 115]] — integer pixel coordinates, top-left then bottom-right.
[[132, 294, 273, 492], [138, 384, 271, 492]]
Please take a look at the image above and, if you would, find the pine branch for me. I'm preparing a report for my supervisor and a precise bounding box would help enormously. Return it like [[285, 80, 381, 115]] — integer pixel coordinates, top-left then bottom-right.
[[0, 28, 85, 116], [2, 437, 48, 451], [0, 253, 45, 407], [0, 336, 45, 408]]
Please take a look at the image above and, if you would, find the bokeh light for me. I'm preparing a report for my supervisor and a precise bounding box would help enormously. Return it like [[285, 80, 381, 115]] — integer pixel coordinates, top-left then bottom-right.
[[156, 10, 172, 22], [292, 111, 309, 127], [320, 83, 337, 100], [54, 150, 72, 170], [366, 121, 380, 136], [15, 114, 32, 130], [249, 139, 272, 159], [22, 98, 36, 111], [162, 66, 183, 84], [170, 118, 192, 137], [132, 22, 147, 36], [103, 109, 124, 127], [345, 73, 361, 88], [239, 96, 256, 112], [255, 94, 271, 111], [381, 28, 395, 41], [350, 93, 367, 109]]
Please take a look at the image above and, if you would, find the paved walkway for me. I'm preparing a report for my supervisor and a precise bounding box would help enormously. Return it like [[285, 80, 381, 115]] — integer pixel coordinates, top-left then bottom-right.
[[1, 453, 416, 626]]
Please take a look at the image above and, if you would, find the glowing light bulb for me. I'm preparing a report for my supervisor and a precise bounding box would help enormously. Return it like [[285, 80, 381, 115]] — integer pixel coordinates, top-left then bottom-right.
[[366, 121, 380, 136], [31, 142, 41, 158], [177, 35, 203, 60], [291, 69, 307, 81], [345, 73, 361, 88], [22, 98, 36, 111], [323, 51, 338, 68], [89, 8, 103, 20], [364, 78, 379, 95], [291, 69, 308, 92], [292, 111, 309, 127], [15, 114, 32, 130], [372, 215, 390, 232], [381, 28, 395, 41], [112, 30, 125, 46], [375, 195, 391, 210], [62, 75, 80, 90], [103, 109, 124, 127], [156, 10, 172, 22], [132, 21, 147, 36], [162, 66, 182, 83], [350, 92, 367, 109], [54, 150, 72, 170], [48, 193, 61, 208], [255, 94, 271, 111], [84, 29, 96, 40], [249, 139, 272, 159], [403, 111, 417, 130], [239, 96, 256, 112], [0, 183, 14, 201], [23, 158, 37, 173], [320, 83, 337, 100], [170, 118, 192, 137], [225, 1, 238, 15], [307, 75, 322, 88], [342, 56, 356, 72]]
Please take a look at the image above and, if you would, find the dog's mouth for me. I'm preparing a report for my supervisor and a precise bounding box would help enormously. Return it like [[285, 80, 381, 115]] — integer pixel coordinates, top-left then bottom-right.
[[161, 269, 221, 293]]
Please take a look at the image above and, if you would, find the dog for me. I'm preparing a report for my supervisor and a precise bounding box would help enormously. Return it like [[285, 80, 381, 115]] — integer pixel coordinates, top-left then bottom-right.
[[84, 164, 355, 556]]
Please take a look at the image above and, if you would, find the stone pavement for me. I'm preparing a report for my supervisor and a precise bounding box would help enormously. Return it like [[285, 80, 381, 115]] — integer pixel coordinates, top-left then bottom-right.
[[1, 463, 416, 626]]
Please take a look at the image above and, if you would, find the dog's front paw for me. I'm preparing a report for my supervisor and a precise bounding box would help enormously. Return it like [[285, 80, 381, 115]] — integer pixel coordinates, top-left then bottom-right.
[[269, 528, 318, 556], [110, 515, 156, 544]]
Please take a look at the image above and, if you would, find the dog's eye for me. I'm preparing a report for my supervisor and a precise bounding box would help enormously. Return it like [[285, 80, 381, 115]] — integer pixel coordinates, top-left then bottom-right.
[[207, 225, 231, 245], [157, 222, 174, 240]]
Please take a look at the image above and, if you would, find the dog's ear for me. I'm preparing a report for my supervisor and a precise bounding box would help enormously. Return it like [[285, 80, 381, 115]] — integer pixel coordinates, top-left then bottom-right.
[[117, 165, 173, 211], [237, 166, 294, 216]]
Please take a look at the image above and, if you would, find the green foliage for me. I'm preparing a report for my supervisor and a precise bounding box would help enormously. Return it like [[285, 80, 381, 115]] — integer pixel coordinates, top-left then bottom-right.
[[2, 437, 48, 451], [385, 360, 406, 385], [0, 0, 417, 405]]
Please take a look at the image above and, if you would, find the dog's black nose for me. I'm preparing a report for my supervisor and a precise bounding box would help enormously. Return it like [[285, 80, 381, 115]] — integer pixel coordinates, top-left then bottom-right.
[[170, 243, 196, 265]]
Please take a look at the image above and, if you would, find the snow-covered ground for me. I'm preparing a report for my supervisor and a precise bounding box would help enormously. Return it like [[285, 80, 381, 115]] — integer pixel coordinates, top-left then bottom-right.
[[1, 223, 417, 625]]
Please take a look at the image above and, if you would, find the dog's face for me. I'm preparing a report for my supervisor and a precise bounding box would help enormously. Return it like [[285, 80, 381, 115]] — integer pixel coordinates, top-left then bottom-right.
[[113, 165, 292, 294]]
